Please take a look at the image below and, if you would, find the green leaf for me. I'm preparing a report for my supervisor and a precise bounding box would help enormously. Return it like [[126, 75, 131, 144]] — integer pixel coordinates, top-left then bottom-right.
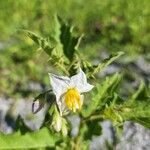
[[86, 51, 124, 77], [15, 116, 31, 134], [58, 17, 82, 61], [121, 82, 150, 128], [0, 128, 60, 149], [81, 73, 122, 117], [80, 120, 102, 141], [131, 81, 148, 101], [85, 120, 102, 139], [122, 100, 150, 124], [102, 82, 150, 132], [23, 30, 54, 56], [53, 14, 61, 43], [133, 117, 150, 129]]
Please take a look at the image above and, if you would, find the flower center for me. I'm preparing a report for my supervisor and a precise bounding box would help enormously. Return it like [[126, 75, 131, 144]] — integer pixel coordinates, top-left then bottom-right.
[[64, 88, 82, 112]]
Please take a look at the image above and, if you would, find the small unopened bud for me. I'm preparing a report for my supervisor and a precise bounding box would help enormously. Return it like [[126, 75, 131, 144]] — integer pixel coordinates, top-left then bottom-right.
[[32, 90, 55, 114], [52, 117, 62, 132], [52, 105, 62, 132], [32, 99, 44, 114], [61, 118, 68, 136]]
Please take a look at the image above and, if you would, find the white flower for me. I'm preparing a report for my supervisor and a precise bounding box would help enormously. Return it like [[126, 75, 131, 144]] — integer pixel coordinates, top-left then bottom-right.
[[49, 68, 94, 114]]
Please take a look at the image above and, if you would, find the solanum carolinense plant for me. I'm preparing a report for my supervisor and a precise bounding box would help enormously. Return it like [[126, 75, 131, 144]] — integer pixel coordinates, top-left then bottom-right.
[[0, 16, 150, 150]]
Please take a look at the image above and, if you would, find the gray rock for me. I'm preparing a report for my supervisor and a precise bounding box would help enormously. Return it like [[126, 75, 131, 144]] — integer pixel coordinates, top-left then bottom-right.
[[99, 65, 120, 77], [136, 56, 150, 74], [27, 82, 43, 91], [0, 97, 14, 134], [16, 98, 48, 131], [116, 121, 150, 150], [90, 120, 115, 150], [0, 97, 49, 133], [67, 115, 80, 137]]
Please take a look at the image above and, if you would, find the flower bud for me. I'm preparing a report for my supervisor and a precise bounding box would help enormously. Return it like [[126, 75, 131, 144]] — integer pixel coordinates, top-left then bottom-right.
[[61, 118, 68, 136], [52, 105, 62, 132], [32, 99, 44, 114]]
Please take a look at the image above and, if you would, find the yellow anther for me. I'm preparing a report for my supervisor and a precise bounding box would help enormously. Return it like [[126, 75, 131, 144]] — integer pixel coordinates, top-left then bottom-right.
[[65, 88, 82, 112]]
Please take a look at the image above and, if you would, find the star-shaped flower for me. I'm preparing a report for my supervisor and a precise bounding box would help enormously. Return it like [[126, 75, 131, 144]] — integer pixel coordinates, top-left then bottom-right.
[[49, 68, 94, 114]]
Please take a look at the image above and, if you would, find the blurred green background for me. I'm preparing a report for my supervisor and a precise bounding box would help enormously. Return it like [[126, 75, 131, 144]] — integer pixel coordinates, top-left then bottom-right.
[[0, 0, 149, 98]]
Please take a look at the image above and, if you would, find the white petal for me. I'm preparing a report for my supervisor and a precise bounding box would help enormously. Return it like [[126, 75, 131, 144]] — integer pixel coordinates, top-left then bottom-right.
[[78, 83, 94, 93], [49, 73, 70, 102], [70, 68, 87, 87], [70, 68, 94, 93], [57, 101, 63, 116], [57, 100, 70, 116]]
